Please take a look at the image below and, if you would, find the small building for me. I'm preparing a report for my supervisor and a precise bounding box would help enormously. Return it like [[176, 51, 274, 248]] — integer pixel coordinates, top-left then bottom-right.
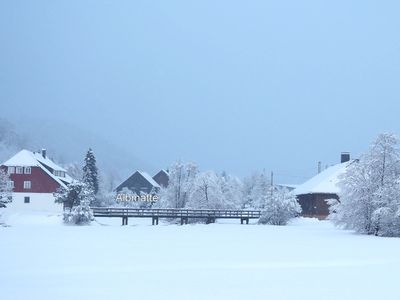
[[1, 149, 73, 212], [115, 170, 161, 195], [152, 169, 169, 188], [293, 153, 354, 219]]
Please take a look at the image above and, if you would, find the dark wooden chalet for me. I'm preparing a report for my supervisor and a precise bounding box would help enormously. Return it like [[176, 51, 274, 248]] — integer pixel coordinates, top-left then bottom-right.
[[115, 171, 161, 194], [294, 153, 354, 219], [152, 169, 169, 188]]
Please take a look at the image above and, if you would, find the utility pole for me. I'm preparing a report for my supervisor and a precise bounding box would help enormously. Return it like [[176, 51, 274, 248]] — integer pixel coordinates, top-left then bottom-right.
[[270, 171, 274, 198], [270, 171, 274, 186]]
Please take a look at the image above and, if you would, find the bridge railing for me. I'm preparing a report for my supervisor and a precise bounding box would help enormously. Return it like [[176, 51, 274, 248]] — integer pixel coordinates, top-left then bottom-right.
[[91, 207, 261, 219]]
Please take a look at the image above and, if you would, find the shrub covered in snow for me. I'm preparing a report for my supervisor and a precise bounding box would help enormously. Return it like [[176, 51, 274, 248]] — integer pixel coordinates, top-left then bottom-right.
[[63, 198, 93, 225], [330, 133, 400, 237], [258, 188, 301, 225], [55, 181, 94, 225]]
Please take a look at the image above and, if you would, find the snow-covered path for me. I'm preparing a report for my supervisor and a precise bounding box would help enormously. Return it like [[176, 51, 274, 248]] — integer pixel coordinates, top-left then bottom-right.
[[1, 215, 399, 300]]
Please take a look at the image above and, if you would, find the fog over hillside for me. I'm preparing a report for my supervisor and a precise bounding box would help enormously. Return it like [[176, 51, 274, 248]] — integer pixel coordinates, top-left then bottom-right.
[[0, 117, 156, 189]]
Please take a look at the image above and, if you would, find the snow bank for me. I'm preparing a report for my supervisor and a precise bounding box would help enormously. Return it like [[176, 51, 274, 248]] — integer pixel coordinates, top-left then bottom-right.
[[1, 214, 399, 300]]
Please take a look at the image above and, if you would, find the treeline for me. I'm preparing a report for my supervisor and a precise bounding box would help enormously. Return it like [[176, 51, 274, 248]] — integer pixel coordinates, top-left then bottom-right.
[[113, 161, 301, 225]]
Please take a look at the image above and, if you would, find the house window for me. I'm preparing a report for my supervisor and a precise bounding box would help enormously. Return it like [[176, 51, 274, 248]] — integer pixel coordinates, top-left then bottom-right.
[[24, 196, 30, 203], [16, 167, 23, 174], [23, 181, 31, 189], [54, 170, 65, 177], [24, 167, 31, 174], [7, 181, 14, 189], [8, 167, 15, 174]]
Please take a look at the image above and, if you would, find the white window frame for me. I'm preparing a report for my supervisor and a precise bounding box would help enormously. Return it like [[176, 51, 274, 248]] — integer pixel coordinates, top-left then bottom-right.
[[23, 181, 31, 189], [24, 167, 31, 174], [7, 181, 14, 189], [16, 167, 23, 174], [8, 166, 15, 174]]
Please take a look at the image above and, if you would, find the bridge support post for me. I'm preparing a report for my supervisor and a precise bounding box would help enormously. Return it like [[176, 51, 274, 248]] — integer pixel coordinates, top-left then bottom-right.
[[152, 217, 159, 225], [206, 218, 215, 224], [240, 218, 249, 225], [122, 217, 128, 226]]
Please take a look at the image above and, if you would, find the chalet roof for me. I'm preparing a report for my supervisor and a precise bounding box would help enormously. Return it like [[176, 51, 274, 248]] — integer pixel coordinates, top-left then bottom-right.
[[137, 171, 161, 188], [2, 149, 40, 167], [33, 151, 66, 172], [1, 149, 72, 188], [156, 169, 169, 176], [293, 160, 355, 196], [2, 149, 66, 171]]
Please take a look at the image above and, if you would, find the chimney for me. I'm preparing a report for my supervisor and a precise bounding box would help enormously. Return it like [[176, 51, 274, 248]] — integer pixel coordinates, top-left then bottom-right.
[[41, 148, 47, 159], [341, 152, 350, 163]]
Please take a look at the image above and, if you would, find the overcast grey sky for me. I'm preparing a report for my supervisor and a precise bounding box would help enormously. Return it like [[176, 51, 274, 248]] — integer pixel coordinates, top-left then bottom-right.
[[1, 1, 400, 183]]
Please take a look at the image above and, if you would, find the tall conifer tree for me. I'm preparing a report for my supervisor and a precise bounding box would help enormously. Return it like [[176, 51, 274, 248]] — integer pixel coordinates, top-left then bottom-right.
[[82, 148, 99, 195]]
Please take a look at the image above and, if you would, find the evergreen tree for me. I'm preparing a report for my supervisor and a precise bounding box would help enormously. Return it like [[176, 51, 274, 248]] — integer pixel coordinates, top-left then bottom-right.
[[82, 148, 99, 195], [54, 181, 94, 225], [0, 168, 12, 208]]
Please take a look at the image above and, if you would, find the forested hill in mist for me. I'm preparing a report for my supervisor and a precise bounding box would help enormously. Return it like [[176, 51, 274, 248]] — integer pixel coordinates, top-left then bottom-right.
[[0, 118, 154, 190]]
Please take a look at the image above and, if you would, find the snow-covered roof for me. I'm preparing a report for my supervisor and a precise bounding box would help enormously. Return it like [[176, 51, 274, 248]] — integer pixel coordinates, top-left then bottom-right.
[[32, 152, 66, 172], [293, 161, 355, 196], [160, 169, 169, 175], [138, 171, 161, 188], [1, 149, 72, 188], [2, 149, 39, 167]]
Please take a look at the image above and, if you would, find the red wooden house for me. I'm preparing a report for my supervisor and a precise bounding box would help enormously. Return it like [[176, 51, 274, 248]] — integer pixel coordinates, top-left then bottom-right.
[[1, 149, 73, 212]]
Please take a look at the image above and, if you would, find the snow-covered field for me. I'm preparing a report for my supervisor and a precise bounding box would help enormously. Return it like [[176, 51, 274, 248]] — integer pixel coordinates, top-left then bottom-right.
[[1, 212, 400, 300]]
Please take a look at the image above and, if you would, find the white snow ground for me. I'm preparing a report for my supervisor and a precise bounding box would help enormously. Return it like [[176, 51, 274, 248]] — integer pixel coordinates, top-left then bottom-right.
[[1, 212, 400, 300]]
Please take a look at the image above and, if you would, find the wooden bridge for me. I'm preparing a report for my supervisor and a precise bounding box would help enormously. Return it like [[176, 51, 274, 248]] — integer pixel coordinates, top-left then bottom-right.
[[91, 207, 262, 225]]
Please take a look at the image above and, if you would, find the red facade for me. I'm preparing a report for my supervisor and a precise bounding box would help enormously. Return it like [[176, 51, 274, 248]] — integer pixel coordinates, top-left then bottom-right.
[[2, 166, 61, 193]]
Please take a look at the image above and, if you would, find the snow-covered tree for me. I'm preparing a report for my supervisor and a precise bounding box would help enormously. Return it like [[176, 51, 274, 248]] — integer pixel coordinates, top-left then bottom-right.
[[54, 181, 94, 225], [187, 171, 225, 209], [160, 161, 198, 208], [330, 133, 400, 236], [0, 168, 12, 208], [64, 162, 83, 181], [258, 188, 301, 225], [242, 172, 271, 209], [94, 190, 117, 207], [219, 172, 243, 209], [82, 148, 99, 195]]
